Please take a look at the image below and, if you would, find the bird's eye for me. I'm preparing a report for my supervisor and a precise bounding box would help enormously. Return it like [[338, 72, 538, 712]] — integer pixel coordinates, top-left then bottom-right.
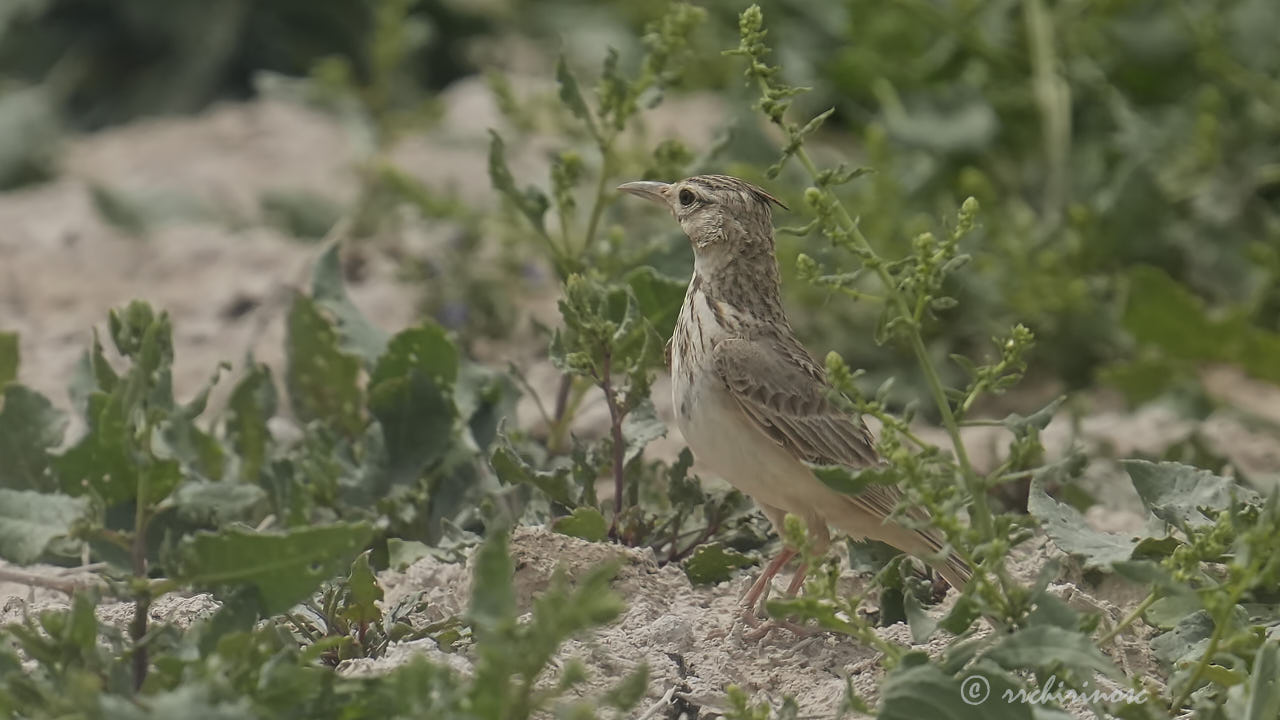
[[678, 189, 696, 206]]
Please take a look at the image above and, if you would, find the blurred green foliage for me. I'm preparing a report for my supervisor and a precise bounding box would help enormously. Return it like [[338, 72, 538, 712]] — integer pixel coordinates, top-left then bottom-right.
[[3, 0, 1278, 395]]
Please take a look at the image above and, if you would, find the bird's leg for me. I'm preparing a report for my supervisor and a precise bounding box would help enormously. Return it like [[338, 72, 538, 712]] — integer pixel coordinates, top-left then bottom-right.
[[738, 547, 796, 625], [783, 563, 808, 597], [742, 521, 829, 640]]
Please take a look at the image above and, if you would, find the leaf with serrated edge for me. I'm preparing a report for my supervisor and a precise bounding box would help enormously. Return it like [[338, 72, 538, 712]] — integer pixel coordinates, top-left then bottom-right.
[[552, 507, 608, 542], [0, 489, 89, 563], [176, 523, 372, 616], [312, 242, 389, 363], [683, 543, 754, 584], [1027, 470, 1136, 569], [0, 384, 67, 491], [1124, 460, 1260, 530]]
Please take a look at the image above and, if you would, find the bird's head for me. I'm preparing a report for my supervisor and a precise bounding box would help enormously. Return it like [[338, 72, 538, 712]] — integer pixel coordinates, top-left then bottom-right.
[[617, 174, 786, 274]]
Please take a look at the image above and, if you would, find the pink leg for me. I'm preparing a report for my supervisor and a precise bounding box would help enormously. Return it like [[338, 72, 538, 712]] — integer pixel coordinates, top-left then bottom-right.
[[783, 563, 808, 597], [739, 547, 796, 622]]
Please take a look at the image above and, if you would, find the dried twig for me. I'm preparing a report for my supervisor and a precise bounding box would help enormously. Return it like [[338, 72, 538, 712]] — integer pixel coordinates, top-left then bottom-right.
[[0, 566, 104, 595]]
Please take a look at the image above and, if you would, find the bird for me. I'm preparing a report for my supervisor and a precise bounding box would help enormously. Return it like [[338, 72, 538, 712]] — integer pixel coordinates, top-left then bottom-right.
[[617, 174, 970, 628]]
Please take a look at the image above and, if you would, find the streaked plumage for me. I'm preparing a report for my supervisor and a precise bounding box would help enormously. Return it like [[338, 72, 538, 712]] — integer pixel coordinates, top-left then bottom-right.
[[620, 175, 970, 609]]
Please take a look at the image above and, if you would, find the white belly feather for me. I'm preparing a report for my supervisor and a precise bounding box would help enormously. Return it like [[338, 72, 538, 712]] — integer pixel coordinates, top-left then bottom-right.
[[670, 290, 832, 519]]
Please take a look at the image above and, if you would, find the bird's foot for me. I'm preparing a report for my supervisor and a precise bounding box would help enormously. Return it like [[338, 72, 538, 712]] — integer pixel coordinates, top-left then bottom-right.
[[742, 618, 814, 642]]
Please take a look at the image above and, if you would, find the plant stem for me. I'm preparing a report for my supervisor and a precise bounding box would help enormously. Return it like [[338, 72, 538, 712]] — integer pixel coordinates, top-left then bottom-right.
[[791, 145, 995, 538], [599, 350, 628, 535], [1098, 591, 1156, 646], [130, 481, 151, 692], [546, 373, 574, 453], [582, 147, 612, 256], [0, 567, 102, 595]]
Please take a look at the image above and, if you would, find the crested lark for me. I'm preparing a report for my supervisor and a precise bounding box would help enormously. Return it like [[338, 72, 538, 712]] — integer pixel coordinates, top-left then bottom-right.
[[618, 174, 970, 623]]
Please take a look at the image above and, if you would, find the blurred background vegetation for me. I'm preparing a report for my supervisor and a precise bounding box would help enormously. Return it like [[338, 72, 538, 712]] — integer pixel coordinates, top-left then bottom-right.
[[2, 0, 1278, 414]]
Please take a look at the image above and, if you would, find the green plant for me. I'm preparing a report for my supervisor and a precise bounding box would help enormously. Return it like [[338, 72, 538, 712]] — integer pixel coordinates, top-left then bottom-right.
[[716, 6, 1280, 718]]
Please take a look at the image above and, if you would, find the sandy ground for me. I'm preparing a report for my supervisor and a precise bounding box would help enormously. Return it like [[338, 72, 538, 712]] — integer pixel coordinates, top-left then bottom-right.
[[2, 77, 1280, 717]]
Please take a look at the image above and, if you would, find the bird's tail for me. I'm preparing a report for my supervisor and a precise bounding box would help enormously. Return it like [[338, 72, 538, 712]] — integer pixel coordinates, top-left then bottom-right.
[[830, 498, 972, 590]]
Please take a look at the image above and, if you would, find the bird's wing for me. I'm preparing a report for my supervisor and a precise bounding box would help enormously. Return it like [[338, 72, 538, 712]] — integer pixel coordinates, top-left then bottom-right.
[[711, 336, 898, 519]]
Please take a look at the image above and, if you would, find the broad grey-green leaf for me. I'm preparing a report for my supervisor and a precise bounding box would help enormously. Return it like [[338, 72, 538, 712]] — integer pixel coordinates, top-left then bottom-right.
[[175, 522, 372, 616], [683, 543, 754, 584], [312, 242, 389, 363], [0, 384, 67, 491], [1227, 639, 1280, 720], [0, 489, 89, 563], [812, 463, 899, 497], [879, 661, 1032, 720], [225, 364, 277, 484], [904, 591, 938, 644], [468, 529, 515, 638], [625, 266, 685, 340], [984, 626, 1120, 678], [555, 55, 599, 142], [552, 507, 608, 542], [285, 293, 364, 437], [487, 130, 549, 234], [98, 682, 252, 720], [490, 441, 576, 507], [1151, 610, 1216, 667], [1027, 473, 1136, 569], [260, 189, 342, 240], [1000, 396, 1066, 435], [172, 481, 267, 525], [621, 399, 666, 465], [54, 392, 140, 505], [340, 551, 382, 626], [387, 538, 432, 570], [369, 325, 458, 486], [1124, 460, 1260, 529]]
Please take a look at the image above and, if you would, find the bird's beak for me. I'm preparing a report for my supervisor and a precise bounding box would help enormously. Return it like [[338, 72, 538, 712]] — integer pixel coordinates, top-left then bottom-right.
[[616, 180, 670, 206]]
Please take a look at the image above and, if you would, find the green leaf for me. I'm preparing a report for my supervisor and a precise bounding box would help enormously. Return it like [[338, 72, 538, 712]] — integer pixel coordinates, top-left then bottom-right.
[[172, 481, 267, 526], [1000, 396, 1065, 435], [683, 542, 755, 584], [625, 266, 686, 340], [556, 55, 600, 142], [490, 439, 576, 506], [487, 130, 549, 234], [369, 325, 458, 485], [938, 594, 981, 635], [878, 661, 1032, 720], [0, 331, 16, 386], [812, 463, 899, 496], [1228, 639, 1280, 720], [904, 591, 938, 644], [621, 399, 666, 465], [387, 538, 432, 570], [468, 529, 516, 639], [175, 522, 373, 615], [0, 489, 89, 563], [1027, 470, 1137, 569], [1151, 610, 1216, 667], [552, 507, 608, 542], [983, 626, 1120, 678], [1123, 460, 1260, 530], [260, 189, 342, 240], [0, 384, 67, 491], [225, 364, 277, 484], [1123, 265, 1280, 384], [285, 293, 364, 437], [340, 551, 383, 626], [311, 242, 390, 363]]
